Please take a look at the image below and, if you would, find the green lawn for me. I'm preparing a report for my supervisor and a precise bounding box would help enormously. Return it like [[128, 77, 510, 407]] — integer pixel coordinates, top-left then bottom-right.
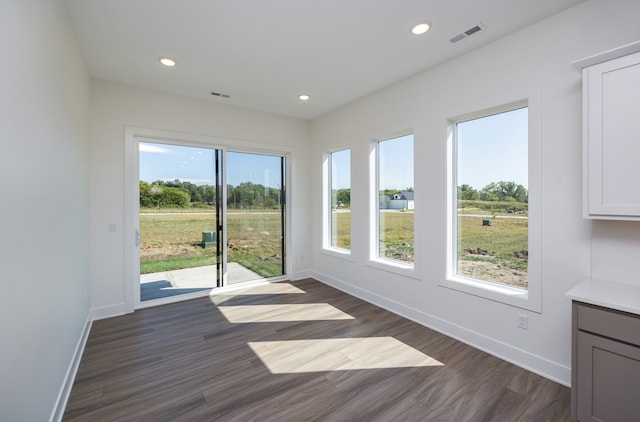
[[333, 210, 527, 269], [140, 255, 216, 274], [330, 211, 351, 249], [140, 206, 528, 285], [457, 215, 528, 271], [379, 211, 415, 262], [140, 209, 283, 277]]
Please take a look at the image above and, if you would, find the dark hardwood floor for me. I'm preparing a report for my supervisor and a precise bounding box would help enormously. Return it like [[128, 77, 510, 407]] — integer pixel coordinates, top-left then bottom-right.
[[64, 278, 570, 421]]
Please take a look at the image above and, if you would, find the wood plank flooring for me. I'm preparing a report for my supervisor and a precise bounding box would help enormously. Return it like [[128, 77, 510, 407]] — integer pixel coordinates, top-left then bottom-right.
[[64, 278, 570, 421]]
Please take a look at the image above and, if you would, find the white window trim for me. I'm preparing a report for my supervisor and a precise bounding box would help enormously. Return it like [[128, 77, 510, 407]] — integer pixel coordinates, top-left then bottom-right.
[[441, 95, 542, 313], [321, 147, 353, 260], [367, 131, 419, 280]]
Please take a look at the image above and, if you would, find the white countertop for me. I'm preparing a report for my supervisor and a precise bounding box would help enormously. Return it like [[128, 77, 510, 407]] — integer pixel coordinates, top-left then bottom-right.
[[566, 278, 640, 315]]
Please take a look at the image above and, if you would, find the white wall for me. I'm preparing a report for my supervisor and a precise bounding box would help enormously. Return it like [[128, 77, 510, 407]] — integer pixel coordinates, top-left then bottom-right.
[[310, 0, 640, 385], [0, 1, 91, 420], [89, 79, 311, 317], [3, 2, 636, 417], [592, 220, 640, 282]]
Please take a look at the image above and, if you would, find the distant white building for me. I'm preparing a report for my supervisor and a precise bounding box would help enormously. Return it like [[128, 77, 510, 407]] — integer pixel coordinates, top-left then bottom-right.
[[382, 191, 414, 210]]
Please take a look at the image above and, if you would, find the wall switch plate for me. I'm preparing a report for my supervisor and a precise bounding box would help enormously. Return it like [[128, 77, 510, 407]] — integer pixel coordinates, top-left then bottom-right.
[[517, 314, 529, 330]]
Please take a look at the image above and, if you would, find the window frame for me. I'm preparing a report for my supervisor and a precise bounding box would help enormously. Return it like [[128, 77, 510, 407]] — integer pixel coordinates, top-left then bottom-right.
[[442, 98, 542, 313], [367, 130, 419, 279], [322, 146, 353, 260], [124, 126, 294, 314]]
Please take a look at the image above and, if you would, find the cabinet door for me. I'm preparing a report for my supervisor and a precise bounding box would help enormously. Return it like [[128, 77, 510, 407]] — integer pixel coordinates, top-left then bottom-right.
[[577, 331, 640, 421], [585, 51, 640, 219]]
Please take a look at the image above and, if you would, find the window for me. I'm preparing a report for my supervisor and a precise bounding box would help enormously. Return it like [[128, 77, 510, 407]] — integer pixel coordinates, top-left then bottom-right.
[[445, 98, 541, 313], [375, 134, 414, 266], [329, 149, 351, 251], [454, 106, 528, 290]]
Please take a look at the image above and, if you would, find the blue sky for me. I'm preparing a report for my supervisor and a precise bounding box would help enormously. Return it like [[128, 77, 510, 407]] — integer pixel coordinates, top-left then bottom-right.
[[139, 142, 215, 185], [141, 108, 527, 192], [139, 142, 282, 188], [331, 149, 350, 190], [457, 107, 528, 190], [226, 151, 282, 189], [379, 134, 414, 191], [330, 134, 415, 190]]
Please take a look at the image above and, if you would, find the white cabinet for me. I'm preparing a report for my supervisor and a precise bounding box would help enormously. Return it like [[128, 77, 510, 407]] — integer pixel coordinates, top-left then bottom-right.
[[576, 41, 640, 220]]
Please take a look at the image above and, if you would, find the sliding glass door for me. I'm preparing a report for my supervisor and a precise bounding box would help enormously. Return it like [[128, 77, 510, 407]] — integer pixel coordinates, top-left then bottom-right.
[[226, 152, 285, 284], [138, 142, 221, 301], [137, 140, 285, 303]]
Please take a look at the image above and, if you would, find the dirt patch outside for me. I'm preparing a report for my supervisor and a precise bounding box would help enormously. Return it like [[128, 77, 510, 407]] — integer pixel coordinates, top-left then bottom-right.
[[458, 260, 527, 289]]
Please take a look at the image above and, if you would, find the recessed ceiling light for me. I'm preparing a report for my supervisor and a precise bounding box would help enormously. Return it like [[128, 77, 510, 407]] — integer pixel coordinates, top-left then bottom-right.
[[411, 22, 431, 35], [159, 57, 176, 67], [299, 94, 310, 101]]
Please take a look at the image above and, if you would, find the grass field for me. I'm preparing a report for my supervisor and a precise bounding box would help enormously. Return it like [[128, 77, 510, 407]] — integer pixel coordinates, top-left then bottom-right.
[[329, 209, 528, 287], [330, 211, 351, 249], [379, 211, 415, 262], [457, 215, 528, 288], [140, 206, 528, 288], [458, 215, 528, 270], [140, 209, 283, 278]]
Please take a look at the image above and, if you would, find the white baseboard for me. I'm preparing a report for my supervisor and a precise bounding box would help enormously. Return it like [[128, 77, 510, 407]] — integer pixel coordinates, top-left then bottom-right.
[[311, 270, 571, 387], [92, 302, 127, 320], [50, 310, 93, 422], [292, 269, 313, 281]]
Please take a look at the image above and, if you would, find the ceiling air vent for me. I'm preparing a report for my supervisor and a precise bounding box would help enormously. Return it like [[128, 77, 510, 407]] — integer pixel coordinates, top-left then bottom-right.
[[449, 23, 485, 43]]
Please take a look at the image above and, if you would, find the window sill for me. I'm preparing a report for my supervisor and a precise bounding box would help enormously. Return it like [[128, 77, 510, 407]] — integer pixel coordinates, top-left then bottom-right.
[[366, 258, 419, 280], [440, 276, 540, 313], [320, 247, 355, 262]]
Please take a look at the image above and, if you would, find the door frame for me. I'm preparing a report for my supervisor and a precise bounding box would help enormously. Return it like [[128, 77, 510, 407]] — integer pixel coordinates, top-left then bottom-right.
[[124, 127, 292, 312]]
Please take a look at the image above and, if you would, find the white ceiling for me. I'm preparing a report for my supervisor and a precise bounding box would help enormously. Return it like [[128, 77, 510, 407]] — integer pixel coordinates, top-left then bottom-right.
[[65, 0, 584, 120]]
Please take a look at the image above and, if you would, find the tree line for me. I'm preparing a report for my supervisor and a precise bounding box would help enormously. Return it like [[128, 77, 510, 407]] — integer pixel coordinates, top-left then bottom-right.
[[331, 182, 526, 208], [458, 181, 527, 203], [140, 180, 283, 209], [332, 187, 415, 208], [141, 179, 526, 210]]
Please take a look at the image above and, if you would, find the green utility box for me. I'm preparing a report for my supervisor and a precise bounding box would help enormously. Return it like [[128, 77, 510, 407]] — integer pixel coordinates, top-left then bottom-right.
[[202, 231, 217, 248]]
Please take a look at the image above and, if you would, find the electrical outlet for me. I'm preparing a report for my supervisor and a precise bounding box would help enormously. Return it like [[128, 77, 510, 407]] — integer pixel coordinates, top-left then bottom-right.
[[517, 314, 529, 330]]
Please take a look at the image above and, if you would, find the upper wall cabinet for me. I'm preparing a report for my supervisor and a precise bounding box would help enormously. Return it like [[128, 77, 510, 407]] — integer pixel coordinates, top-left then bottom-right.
[[575, 41, 640, 220]]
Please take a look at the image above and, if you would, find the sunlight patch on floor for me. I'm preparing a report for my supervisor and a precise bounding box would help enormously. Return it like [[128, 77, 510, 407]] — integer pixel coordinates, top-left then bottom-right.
[[218, 303, 355, 323], [248, 337, 444, 374], [214, 282, 306, 297], [210, 282, 307, 305]]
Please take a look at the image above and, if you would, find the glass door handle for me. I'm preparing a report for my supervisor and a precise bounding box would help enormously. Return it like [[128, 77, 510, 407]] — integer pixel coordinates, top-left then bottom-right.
[[135, 229, 141, 247]]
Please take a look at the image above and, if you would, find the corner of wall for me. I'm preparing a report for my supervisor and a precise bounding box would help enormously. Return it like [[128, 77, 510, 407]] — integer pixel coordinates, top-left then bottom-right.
[[50, 310, 93, 422]]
